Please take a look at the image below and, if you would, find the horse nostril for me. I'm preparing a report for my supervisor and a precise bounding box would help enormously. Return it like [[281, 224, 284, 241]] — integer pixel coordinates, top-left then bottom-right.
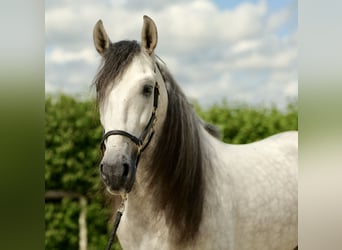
[[123, 163, 129, 178]]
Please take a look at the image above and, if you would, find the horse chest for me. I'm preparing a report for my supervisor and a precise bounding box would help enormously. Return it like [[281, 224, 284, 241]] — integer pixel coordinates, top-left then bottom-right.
[[117, 210, 170, 250]]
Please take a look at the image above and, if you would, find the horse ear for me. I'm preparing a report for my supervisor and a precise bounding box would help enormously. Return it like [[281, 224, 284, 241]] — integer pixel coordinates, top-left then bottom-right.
[[141, 15, 158, 55], [93, 20, 110, 55]]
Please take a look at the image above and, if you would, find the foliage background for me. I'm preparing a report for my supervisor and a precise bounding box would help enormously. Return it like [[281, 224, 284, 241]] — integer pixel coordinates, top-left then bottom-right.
[[45, 95, 297, 249]]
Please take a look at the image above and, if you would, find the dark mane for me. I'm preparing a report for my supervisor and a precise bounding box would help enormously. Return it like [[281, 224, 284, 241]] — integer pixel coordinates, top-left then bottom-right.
[[93, 40, 141, 104], [147, 61, 210, 243]]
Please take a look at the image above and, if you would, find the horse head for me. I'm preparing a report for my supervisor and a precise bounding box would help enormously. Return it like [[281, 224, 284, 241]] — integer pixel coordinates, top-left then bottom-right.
[[93, 16, 167, 195]]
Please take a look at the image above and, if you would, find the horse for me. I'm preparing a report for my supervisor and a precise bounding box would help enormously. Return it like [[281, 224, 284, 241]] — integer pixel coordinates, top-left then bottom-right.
[[92, 15, 298, 250]]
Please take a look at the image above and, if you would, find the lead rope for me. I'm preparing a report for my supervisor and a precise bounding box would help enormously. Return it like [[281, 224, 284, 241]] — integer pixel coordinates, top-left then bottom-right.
[[105, 194, 127, 250]]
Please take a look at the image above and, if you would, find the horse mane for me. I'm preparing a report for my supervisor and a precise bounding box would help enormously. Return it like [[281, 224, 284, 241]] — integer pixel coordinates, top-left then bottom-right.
[[147, 61, 211, 243]]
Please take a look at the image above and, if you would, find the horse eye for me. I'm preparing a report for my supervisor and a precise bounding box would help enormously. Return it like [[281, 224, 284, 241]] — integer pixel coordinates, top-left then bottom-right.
[[142, 84, 153, 97]]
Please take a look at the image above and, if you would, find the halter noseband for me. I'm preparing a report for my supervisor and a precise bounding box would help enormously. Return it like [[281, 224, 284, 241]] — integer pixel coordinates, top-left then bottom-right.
[[100, 64, 161, 167]]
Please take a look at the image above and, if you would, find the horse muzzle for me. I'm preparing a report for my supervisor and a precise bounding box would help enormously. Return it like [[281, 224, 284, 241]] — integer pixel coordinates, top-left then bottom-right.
[[100, 154, 136, 194]]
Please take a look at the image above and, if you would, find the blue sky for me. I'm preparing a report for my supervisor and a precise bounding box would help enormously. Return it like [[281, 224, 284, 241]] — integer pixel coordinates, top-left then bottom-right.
[[45, 0, 297, 108], [213, 0, 259, 9], [212, 0, 293, 11], [213, 0, 297, 37]]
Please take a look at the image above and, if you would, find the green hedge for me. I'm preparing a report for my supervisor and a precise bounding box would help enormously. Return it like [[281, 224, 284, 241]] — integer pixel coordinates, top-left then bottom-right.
[[45, 95, 121, 250], [195, 100, 298, 143], [45, 95, 297, 249]]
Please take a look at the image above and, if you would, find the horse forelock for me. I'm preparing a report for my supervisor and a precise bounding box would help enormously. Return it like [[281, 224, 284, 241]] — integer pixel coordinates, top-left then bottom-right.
[[93, 40, 141, 105], [147, 61, 208, 244]]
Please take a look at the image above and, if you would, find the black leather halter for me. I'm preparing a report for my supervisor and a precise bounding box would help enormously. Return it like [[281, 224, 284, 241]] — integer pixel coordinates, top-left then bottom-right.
[[100, 65, 160, 167]]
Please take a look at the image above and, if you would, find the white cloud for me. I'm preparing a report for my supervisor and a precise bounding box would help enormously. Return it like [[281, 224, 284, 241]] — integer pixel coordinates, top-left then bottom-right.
[[45, 81, 56, 93], [284, 79, 298, 96], [46, 48, 97, 64], [230, 39, 263, 55], [231, 46, 296, 69], [266, 7, 292, 32], [45, 0, 297, 108]]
